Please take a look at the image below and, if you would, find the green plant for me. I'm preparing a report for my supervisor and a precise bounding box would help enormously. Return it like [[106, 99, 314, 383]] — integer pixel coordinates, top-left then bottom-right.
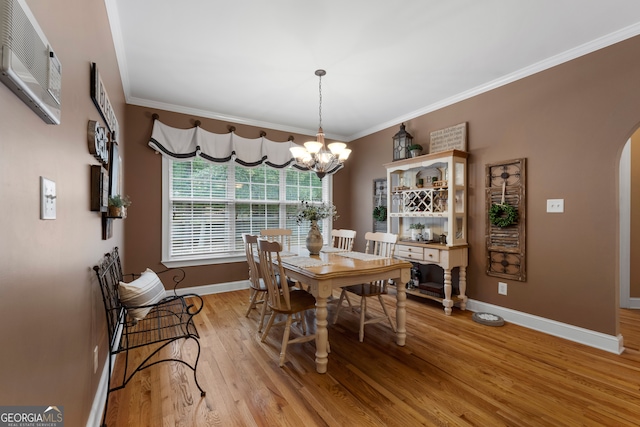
[[108, 194, 132, 208], [294, 200, 338, 224], [408, 144, 423, 151], [409, 222, 425, 229], [372, 206, 387, 221]]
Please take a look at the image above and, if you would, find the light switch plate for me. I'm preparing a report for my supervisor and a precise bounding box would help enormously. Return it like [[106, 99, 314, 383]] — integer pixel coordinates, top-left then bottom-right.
[[40, 176, 56, 220], [546, 199, 564, 213]]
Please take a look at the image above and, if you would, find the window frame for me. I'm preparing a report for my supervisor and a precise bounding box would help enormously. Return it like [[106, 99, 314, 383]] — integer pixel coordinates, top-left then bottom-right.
[[161, 156, 333, 267]]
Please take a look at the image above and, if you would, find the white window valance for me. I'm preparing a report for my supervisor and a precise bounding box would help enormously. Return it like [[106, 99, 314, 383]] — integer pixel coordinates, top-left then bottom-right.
[[148, 120, 342, 174]]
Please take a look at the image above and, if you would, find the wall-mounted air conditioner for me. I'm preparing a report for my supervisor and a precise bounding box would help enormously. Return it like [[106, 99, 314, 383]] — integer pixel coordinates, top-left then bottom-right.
[[0, 0, 61, 124]]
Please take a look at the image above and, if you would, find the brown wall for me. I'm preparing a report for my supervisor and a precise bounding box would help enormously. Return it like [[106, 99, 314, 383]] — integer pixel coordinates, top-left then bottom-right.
[[0, 0, 125, 425], [123, 106, 352, 286], [349, 36, 640, 335]]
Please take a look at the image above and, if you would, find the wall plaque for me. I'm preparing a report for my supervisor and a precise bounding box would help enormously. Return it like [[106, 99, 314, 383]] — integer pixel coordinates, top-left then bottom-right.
[[87, 120, 109, 165], [90, 62, 119, 139], [429, 122, 467, 154]]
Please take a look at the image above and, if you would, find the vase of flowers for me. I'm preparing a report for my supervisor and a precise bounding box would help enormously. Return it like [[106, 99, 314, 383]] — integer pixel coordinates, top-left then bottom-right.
[[295, 200, 338, 255]]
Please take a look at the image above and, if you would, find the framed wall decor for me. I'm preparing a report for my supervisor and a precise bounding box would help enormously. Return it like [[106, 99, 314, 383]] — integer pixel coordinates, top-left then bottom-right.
[[90, 165, 109, 212], [485, 158, 527, 281], [108, 141, 121, 197], [373, 178, 387, 232], [90, 62, 119, 140]]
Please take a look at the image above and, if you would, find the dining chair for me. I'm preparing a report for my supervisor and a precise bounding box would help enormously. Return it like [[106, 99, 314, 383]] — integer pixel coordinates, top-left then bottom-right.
[[259, 228, 292, 252], [330, 229, 356, 251], [242, 233, 270, 332], [329, 229, 356, 306], [257, 238, 317, 367], [333, 231, 399, 342]]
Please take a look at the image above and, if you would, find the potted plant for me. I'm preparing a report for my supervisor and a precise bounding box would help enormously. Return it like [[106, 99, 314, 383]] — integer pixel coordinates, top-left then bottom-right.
[[408, 144, 423, 157], [409, 222, 425, 240], [108, 194, 132, 218]]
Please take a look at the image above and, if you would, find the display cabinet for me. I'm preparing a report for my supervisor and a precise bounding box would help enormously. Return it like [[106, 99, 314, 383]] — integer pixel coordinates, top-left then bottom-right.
[[384, 149, 468, 315]]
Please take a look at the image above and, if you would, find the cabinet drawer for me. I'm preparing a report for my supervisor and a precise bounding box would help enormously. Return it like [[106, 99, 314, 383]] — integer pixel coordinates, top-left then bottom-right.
[[397, 245, 424, 261], [423, 248, 440, 263]]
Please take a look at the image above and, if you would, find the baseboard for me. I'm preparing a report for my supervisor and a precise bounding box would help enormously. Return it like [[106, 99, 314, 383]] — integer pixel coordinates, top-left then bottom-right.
[[466, 299, 625, 355], [86, 352, 119, 427], [627, 297, 640, 309], [171, 280, 250, 297]]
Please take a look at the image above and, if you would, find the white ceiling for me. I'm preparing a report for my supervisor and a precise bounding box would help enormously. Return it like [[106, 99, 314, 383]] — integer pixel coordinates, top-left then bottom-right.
[[106, 0, 640, 141]]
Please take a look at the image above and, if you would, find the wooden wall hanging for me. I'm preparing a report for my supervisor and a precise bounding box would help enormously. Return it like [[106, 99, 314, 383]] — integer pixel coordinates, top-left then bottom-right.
[[373, 178, 387, 233], [485, 158, 526, 281]]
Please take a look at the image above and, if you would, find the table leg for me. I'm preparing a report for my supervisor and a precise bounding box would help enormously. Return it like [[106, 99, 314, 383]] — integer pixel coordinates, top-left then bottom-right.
[[443, 268, 453, 315], [395, 278, 406, 346], [314, 295, 329, 373], [458, 266, 467, 310]]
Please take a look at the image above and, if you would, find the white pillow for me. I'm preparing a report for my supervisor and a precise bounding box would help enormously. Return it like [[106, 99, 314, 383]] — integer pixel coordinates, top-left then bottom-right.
[[119, 268, 166, 320]]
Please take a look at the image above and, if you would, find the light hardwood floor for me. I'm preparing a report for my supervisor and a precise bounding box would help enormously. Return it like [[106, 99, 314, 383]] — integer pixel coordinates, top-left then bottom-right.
[[104, 289, 640, 426]]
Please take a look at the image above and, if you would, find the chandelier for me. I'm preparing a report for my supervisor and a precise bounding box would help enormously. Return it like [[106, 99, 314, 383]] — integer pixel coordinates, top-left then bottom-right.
[[290, 69, 351, 179]]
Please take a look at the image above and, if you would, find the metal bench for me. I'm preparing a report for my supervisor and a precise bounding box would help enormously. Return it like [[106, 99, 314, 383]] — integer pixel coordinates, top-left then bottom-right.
[[93, 247, 205, 427]]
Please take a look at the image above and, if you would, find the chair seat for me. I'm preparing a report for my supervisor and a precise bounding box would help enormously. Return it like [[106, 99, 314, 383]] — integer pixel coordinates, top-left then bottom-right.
[[274, 290, 316, 314], [253, 274, 287, 292], [344, 283, 388, 297]]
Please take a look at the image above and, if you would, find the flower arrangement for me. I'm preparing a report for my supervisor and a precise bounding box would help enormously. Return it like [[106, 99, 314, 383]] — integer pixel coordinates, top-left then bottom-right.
[[295, 200, 338, 224], [409, 222, 425, 229]]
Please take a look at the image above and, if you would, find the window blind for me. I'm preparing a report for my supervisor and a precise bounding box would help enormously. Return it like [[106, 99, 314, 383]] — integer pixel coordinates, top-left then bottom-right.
[[165, 158, 329, 263]]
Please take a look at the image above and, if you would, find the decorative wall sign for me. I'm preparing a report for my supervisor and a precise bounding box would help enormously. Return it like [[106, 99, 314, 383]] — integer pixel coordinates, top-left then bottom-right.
[[430, 122, 467, 154], [90, 62, 119, 139], [87, 120, 110, 165], [485, 158, 527, 281]]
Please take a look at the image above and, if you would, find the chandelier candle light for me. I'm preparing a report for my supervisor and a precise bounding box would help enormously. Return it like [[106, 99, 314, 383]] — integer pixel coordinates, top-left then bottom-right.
[[290, 70, 351, 179]]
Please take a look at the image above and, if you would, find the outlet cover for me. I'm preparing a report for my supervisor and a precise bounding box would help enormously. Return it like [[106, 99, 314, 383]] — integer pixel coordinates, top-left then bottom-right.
[[498, 282, 508, 295], [546, 199, 564, 213]]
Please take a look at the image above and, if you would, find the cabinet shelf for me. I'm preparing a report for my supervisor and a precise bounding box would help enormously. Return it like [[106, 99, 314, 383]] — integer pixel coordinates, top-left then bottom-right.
[[385, 149, 469, 315]]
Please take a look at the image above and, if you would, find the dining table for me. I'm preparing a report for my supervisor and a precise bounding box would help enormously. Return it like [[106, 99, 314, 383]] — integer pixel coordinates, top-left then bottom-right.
[[276, 246, 413, 374]]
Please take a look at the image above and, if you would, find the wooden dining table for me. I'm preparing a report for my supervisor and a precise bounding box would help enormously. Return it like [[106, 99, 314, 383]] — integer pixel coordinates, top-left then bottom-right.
[[277, 247, 412, 374]]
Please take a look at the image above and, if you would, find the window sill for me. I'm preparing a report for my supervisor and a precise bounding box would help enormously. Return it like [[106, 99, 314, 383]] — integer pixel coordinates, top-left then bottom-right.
[[162, 255, 246, 268]]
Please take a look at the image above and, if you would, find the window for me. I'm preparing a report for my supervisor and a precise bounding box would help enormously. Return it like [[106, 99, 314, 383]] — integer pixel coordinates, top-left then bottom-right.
[[162, 157, 332, 266]]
